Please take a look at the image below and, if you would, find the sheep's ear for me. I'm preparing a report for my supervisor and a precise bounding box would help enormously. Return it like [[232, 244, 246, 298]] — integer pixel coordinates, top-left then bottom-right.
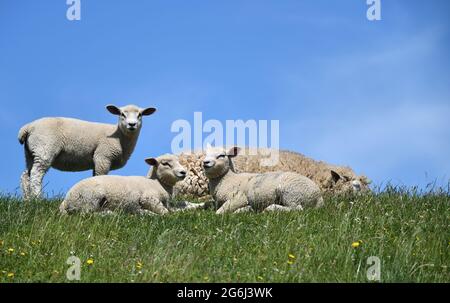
[[330, 170, 341, 183], [227, 146, 241, 158], [361, 176, 372, 184], [141, 107, 157, 116], [106, 105, 121, 115], [145, 158, 158, 166]]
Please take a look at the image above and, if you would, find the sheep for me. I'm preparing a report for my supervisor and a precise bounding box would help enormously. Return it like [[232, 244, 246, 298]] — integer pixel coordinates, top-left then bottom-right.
[[232, 148, 371, 194], [18, 104, 156, 199], [174, 147, 371, 199], [59, 154, 187, 215], [202, 146, 324, 214]]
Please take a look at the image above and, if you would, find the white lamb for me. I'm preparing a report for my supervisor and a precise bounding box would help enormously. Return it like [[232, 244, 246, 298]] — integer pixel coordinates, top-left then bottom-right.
[[59, 154, 187, 215], [18, 104, 156, 198], [203, 146, 324, 214]]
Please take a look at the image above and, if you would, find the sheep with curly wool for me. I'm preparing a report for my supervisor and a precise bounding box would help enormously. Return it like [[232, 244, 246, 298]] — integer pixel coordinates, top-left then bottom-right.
[[174, 147, 370, 199], [18, 104, 156, 198], [59, 154, 186, 215], [202, 146, 324, 214]]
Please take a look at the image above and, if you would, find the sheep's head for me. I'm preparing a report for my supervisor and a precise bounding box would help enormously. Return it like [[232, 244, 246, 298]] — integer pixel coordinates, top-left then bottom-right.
[[145, 154, 187, 186], [203, 146, 240, 179], [107, 104, 156, 135], [329, 169, 371, 194]]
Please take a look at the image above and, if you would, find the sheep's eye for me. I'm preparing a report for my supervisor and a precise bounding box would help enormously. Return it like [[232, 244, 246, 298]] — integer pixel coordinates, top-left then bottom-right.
[[138, 113, 142, 119], [121, 113, 126, 118], [217, 154, 225, 159], [161, 162, 172, 168]]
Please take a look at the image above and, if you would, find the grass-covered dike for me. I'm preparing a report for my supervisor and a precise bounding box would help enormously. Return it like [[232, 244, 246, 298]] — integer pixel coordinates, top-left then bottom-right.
[[0, 189, 448, 282]]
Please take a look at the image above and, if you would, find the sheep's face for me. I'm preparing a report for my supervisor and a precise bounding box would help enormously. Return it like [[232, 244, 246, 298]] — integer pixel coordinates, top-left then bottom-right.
[[203, 146, 240, 179], [106, 104, 156, 135], [329, 170, 371, 194], [146, 154, 187, 186]]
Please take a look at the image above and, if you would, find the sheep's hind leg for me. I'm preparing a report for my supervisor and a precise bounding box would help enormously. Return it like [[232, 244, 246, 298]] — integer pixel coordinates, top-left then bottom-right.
[[29, 159, 51, 198], [263, 204, 303, 212], [20, 146, 33, 200], [20, 171, 31, 200]]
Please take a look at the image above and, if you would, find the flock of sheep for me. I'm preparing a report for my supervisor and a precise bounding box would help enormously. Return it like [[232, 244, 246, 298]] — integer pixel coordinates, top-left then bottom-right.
[[18, 104, 370, 215]]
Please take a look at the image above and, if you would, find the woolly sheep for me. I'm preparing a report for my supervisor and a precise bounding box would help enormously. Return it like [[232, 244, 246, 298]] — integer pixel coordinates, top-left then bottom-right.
[[174, 147, 371, 199], [202, 146, 324, 214], [60, 154, 186, 215], [18, 104, 156, 198]]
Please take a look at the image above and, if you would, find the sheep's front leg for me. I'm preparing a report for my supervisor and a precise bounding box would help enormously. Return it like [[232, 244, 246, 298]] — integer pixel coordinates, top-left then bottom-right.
[[263, 204, 303, 212], [97, 210, 115, 216], [170, 201, 206, 212], [138, 209, 158, 216], [93, 157, 111, 176], [216, 193, 248, 214], [139, 197, 169, 215], [233, 205, 253, 213]]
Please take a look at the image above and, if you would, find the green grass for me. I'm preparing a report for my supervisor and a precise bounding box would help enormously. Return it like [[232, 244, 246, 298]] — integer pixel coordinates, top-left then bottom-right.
[[0, 190, 449, 282]]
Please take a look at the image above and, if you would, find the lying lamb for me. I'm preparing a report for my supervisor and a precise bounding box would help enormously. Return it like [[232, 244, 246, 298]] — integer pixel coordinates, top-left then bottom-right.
[[202, 146, 324, 214], [175, 147, 371, 199], [18, 104, 156, 198], [60, 154, 187, 215]]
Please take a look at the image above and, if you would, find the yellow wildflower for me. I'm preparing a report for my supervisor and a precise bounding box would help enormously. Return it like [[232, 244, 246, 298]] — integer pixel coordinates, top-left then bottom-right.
[[288, 253, 296, 260], [7, 248, 14, 254], [7, 272, 14, 278], [20, 252, 26, 256], [136, 262, 143, 270], [351, 241, 361, 248], [257, 276, 264, 281], [86, 258, 94, 266]]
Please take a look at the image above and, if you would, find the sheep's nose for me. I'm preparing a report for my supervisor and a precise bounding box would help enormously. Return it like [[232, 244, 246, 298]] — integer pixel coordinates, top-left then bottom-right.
[[128, 122, 137, 127], [203, 160, 211, 167], [176, 170, 187, 179], [352, 180, 362, 191]]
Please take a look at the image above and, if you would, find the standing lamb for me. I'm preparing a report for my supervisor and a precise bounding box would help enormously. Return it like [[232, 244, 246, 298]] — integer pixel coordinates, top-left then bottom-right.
[[60, 154, 186, 215], [175, 147, 371, 199], [202, 146, 324, 214], [18, 104, 156, 198]]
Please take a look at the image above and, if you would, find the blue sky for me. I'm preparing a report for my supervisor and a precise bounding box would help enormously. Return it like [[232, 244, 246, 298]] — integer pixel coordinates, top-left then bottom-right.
[[1, 0, 449, 195]]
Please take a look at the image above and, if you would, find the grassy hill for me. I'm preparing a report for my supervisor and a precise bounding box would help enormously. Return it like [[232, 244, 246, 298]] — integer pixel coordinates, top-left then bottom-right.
[[0, 189, 448, 282]]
